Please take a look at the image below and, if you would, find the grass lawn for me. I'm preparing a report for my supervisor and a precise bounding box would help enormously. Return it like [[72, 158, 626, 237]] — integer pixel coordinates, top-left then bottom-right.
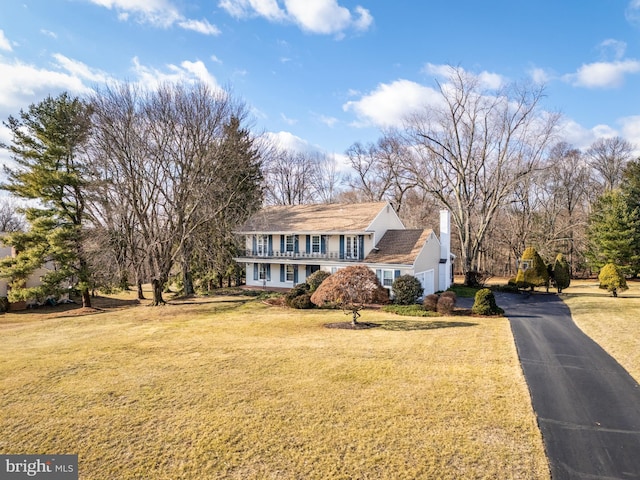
[[0, 290, 549, 479], [561, 279, 640, 383]]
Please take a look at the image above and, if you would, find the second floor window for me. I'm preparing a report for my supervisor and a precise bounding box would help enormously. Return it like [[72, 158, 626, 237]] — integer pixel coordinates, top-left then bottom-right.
[[285, 235, 295, 253], [256, 235, 268, 256], [311, 235, 321, 253], [345, 235, 359, 259]]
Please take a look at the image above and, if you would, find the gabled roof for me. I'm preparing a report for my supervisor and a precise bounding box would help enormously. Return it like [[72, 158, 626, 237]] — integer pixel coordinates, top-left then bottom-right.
[[237, 201, 390, 233], [364, 229, 434, 266]]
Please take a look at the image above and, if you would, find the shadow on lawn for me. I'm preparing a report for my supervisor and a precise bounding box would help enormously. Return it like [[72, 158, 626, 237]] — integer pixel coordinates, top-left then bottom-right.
[[325, 320, 477, 331]]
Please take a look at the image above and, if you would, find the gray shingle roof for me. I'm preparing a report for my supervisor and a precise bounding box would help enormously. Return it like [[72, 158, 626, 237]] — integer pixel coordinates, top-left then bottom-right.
[[364, 229, 434, 265], [237, 202, 389, 233]]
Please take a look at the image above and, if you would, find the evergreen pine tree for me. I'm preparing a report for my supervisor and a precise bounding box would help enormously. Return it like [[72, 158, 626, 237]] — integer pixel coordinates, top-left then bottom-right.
[[586, 190, 640, 277], [0, 93, 94, 307], [552, 253, 571, 293]]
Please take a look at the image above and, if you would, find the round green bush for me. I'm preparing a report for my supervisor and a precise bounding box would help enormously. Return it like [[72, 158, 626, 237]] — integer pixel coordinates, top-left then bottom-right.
[[285, 283, 314, 309], [289, 293, 314, 309], [392, 275, 424, 305], [598, 263, 628, 297], [471, 288, 504, 316], [306, 270, 331, 293]]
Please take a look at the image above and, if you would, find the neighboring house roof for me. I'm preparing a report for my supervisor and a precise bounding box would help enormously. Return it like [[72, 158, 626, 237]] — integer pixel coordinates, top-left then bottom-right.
[[237, 201, 390, 233], [364, 229, 434, 266]]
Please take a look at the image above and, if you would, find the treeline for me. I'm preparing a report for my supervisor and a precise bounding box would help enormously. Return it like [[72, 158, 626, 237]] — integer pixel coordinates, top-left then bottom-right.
[[263, 67, 639, 283], [1, 83, 264, 307], [1, 67, 639, 301]]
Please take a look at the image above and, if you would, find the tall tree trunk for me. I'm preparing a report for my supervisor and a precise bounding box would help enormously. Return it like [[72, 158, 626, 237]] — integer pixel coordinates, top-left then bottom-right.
[[182, 261, 194, 296], [81, 288, 92, 309], [137, 280, 145, 300], [151, 278, 165, 306]]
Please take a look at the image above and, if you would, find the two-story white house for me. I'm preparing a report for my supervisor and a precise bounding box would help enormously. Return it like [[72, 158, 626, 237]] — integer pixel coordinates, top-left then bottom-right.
[[234, 201, 453, 296]]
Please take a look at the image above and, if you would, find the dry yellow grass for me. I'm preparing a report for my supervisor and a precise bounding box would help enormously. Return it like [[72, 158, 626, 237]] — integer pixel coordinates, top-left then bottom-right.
[[0, 290, 549, 479], [561, 279, 640, 382]]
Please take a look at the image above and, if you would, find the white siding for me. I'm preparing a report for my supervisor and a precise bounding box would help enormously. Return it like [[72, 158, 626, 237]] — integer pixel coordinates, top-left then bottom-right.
[[367, 203, 405, 245], [412, 232, 443, 291]]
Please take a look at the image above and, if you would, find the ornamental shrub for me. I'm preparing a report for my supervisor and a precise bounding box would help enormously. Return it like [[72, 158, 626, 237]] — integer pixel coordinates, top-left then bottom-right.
[[552, 253, 571, 293], [515, 247, 549, 291], [440, 290, 457, 302], [392, 275, 424, 305], [423, 293, 439, 312], [471, 288, 504, 316], [285, 283, 313, 309], [306, 270, 331, 293], [598, 263, 628, 297], [437, 295, 455, 315]]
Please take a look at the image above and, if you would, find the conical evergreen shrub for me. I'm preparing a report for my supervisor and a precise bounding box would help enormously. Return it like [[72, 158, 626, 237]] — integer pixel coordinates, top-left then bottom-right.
[[471, 288, 504, 315]]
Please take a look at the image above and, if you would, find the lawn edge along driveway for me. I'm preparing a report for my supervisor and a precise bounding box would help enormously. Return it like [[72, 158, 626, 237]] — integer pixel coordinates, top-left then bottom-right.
[[503, 292, 640, 480]]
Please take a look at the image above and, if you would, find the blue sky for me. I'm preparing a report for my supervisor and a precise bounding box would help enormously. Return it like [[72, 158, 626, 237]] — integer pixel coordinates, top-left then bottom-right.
[[1, 0, 640, 165]]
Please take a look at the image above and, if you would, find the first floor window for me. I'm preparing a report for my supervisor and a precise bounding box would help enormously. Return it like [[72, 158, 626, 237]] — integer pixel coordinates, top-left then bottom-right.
[[376, 269, 397, 287], [286, 264, 295, 282], [258, 264, 267, 280]]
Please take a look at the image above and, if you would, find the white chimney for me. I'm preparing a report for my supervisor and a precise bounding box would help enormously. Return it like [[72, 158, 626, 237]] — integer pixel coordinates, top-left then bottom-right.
[[439, 210, 452, 290]]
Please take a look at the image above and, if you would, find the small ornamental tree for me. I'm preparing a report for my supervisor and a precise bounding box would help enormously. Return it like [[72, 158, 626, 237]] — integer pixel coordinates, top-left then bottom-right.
[[598, 263, 628, 297], [310, 265, 389, 325], [552, 253, 571, 293], [392, 274, 424, 305], [515, 247, 549, 291], [471, 288, 504, 316]]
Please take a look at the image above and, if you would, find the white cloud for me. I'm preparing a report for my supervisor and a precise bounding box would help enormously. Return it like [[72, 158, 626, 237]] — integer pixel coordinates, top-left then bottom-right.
[[557, 118, 618, 150], [318, 114, 338, 127], [620, 116, 640, 153], [177, 19, 221, 36], [343, 79, 441, 128], [131, 57, 220, 90], [40, 29, 58, 39], [599, 39, 627, 60], [218, 0, 373, 35], [280, 113, 298, 125], [264, 130, 313, 152], [564, 59, 640, 88], [52, 53, 111, 83], [626, 0, 640, 26], [219, 0, 285, 21], [0, 58, 92, 114], [0, 30, 12, 51], [528, 67, 552, 84], [86, 0, 220, 35], [423, 63, 506, 90]]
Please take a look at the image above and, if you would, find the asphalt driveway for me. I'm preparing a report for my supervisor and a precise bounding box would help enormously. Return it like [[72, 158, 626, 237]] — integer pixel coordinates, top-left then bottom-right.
[[500, 292, 640, 479]]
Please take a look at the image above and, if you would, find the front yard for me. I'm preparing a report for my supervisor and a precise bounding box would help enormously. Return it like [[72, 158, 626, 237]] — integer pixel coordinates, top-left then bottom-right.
[[0, 290, 548, 479]]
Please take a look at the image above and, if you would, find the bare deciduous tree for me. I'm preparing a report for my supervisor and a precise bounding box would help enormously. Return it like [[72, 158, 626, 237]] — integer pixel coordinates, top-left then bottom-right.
[[90, 81, 262, 304], [587, 136, 635, 193], [402, 66, 559, 285]]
